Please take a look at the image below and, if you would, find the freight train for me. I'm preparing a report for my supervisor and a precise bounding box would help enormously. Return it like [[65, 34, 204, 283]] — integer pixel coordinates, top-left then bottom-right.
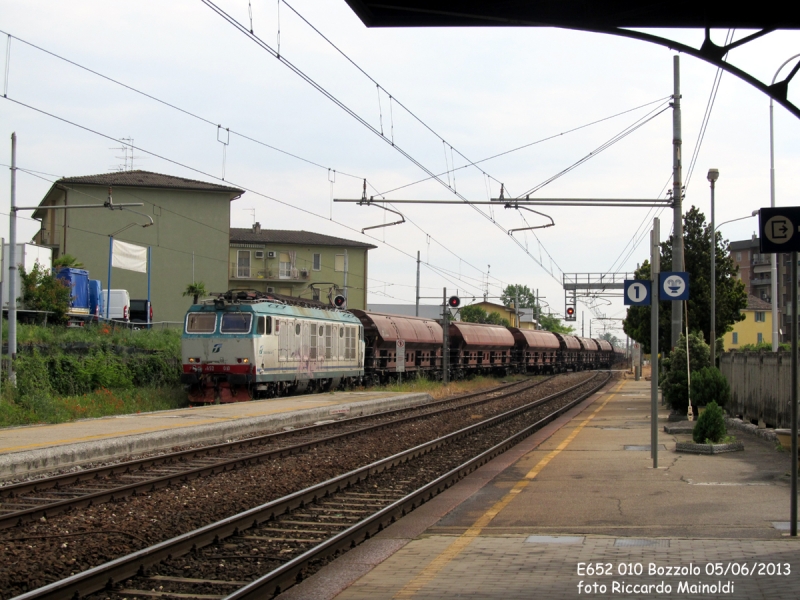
[[181, 290, 621, 403]]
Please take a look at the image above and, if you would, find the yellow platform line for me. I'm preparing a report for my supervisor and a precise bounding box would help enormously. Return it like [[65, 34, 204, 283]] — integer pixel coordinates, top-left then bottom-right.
[[392, 380, 623, 599]]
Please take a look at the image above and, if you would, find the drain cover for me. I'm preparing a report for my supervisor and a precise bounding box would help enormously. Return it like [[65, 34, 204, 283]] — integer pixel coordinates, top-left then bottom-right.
[[614, 539, 669, 548], [624, 445, 667, 451], [525, 536, 585, 545]]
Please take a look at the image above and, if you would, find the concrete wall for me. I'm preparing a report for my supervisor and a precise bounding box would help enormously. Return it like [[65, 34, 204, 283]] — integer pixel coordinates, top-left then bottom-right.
[[720, 351, 792, 428], [37, 184, 231, 323]]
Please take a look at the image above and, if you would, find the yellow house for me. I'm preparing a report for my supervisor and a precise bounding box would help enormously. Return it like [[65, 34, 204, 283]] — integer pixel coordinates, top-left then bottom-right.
[[724, 295, 772, 349], [468, 301, 518, 326], [228, 224, 376, 310]]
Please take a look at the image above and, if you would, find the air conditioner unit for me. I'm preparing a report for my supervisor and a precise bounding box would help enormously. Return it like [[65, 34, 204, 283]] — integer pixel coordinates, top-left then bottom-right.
[[267, 287, 276, 293], [267, 251, 277, 259], [254, 250, 264, 259]]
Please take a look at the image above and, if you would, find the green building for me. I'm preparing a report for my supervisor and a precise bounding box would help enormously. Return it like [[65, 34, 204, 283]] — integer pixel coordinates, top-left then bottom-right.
[[32, 170, 243, 323], [229, 225, 376, 310]]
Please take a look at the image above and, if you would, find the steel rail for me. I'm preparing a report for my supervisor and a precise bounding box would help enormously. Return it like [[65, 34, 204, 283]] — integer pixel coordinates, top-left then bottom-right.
[[0, 377, 550, 529], [10, 373, 609, 600]]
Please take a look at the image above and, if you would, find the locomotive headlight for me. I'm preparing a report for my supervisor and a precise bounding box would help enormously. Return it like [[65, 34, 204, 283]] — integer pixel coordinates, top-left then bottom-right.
[[237, 358, 250, 364], [188, 357, 201, 363]]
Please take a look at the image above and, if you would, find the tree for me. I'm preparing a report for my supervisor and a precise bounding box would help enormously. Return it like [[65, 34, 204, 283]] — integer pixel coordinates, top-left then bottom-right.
[[183, 282, 208, 304], [623, 206, 746, 354], [662, 331, 710, 414], [599, 332, 621, 347], [500, 283, 574, 333], [459, 305, 510, 327], [500, 284, 537, 308], [19, 261, 72, 324], [52, 254, 84, 269]]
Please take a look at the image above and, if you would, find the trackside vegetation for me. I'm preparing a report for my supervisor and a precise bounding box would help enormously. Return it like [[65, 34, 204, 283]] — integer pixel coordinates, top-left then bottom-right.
[[0, 323, 185, 426]]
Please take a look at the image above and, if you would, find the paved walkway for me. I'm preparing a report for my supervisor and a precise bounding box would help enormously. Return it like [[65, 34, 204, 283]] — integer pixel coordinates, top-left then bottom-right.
[[0, 390, 430, 479], [279, 377, 800, 600]]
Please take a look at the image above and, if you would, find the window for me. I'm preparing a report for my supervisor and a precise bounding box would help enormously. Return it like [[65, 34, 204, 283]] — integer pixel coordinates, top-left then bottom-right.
[[310, 324, 318, 359], [755, 312, 766, 322], [757, 332, 763, 344], [257, 316, 269, 335], [325, 324, 332, 359], [736, 252, 741, 262], [186, 312, 216, 333], [335, 254, 345, 272], [313, 253, 321, 271], [221, 313, 252, 333], [753, 253, 759, 261], [732, 332, 738, 344], [237, 250, 250, 278], [279, 252, 292, 279]]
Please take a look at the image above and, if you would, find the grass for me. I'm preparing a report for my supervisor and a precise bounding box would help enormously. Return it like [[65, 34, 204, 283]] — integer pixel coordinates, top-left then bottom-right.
[[0, 387, 188, 427], [7, 321, 182, 354]]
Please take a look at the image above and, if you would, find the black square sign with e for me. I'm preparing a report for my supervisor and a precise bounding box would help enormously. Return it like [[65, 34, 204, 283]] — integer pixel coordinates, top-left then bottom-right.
[[759, 207, 800, 253]]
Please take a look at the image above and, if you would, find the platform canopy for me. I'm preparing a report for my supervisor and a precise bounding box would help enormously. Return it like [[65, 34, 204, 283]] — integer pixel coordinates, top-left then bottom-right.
[[342, 1, 795, 29]]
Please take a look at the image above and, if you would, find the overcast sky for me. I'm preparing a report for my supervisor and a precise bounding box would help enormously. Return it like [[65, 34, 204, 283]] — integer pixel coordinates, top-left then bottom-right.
[[2, 1, 800, 337]]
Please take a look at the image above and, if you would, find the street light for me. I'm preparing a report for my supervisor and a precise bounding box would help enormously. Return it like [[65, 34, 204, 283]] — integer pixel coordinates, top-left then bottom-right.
[[770, 54, 800, 350], [708, 169, 719, 367]]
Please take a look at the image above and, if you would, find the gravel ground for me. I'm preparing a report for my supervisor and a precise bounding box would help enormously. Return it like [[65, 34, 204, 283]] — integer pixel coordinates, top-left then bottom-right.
[[0, 372, 602, 597]]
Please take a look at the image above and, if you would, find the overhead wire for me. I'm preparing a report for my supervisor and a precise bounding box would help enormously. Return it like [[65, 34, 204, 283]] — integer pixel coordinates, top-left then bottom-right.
[[2, 95, 485, 298], [199, 0, 567, 285], [1, 30, 498, 295]]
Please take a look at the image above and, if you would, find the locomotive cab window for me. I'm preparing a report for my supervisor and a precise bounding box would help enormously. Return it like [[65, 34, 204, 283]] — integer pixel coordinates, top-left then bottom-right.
[[186, 313, 216, 333], [221, 313, 252, 334]]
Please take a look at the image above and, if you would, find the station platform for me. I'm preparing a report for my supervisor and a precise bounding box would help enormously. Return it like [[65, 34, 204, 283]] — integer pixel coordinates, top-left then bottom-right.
[[279, 377, 800, 600], [0, 390, 431, 480]]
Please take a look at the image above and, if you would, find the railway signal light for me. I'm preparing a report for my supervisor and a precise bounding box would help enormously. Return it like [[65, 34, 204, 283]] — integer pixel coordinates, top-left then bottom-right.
[[565, 306, 576, 321], [333, 295, 346, 308], [448, 296, 461, 308]]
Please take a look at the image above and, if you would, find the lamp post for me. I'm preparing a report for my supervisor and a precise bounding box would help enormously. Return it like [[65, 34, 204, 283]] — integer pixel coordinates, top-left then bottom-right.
[[770, 54, 800, 350], [708, 169, 719, 367]]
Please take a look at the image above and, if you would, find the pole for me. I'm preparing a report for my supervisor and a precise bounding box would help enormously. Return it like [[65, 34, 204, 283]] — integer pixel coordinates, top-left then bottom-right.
[[769, 54, 800, 350], [343, 249, 348, 306], [651, 218, 661, 468], [672, 55, 684, 349], [515, 290, 520, 328], [442, 287, 449, 384], [106, 236, 113, 320], [536, 288, 539, 329], [792, 250, 798, 536], [415, 251, 420, 317], [147, 247, 151, 327], [0, 237, 3, 397], [710, 175, 716, 367], [581, 311, 584, 337], [8, 133, 17, 385]]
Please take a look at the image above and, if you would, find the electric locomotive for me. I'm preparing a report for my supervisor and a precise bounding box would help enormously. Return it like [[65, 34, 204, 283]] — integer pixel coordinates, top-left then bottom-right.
[[181, 290, 364, 403]]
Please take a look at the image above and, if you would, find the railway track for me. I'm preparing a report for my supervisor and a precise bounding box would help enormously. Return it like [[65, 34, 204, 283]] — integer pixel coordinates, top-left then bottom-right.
[[0, 376, 550, 530], [11, 372, 611, 600]]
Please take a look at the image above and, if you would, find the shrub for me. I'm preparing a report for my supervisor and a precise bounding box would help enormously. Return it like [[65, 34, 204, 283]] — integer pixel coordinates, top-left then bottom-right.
[[693, 401, 727, 443], [690, 366, 730, 409], [663, 332, 710, 413]]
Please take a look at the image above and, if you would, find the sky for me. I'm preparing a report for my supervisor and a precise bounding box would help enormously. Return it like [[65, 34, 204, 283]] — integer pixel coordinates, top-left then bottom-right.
[[2, 1, 800, 339]]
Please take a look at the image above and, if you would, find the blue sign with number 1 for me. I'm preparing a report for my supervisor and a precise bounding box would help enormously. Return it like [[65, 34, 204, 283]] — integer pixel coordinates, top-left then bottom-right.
[[624, 280, 651, 306]]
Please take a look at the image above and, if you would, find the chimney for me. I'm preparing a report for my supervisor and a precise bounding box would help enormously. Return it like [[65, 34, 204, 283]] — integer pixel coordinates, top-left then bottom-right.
[[253, 221, 261, 234]]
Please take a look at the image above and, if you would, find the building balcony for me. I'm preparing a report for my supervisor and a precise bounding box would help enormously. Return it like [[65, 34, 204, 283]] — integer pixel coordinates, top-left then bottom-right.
[[230, 265, 310, 281], [751, 277, 772, 287]]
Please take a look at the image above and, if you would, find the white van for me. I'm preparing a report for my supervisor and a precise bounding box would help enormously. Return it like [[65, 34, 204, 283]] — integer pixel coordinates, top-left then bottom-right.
[[105, 289, 131, 322]]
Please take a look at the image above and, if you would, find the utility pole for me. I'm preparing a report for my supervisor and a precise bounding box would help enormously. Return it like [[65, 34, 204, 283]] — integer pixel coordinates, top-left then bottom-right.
[[442, 287, 449, 384], [651, 218, 661, 468], [415, 251, 420, 317], [515, 290, 520, 327], [581, 311, 584, 337], [8, 133, 17, 385], [671, 55, 684, 349]]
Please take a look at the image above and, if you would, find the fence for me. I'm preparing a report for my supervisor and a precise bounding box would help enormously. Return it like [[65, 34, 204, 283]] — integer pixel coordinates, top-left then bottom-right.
[[719, 351, 793, 428]]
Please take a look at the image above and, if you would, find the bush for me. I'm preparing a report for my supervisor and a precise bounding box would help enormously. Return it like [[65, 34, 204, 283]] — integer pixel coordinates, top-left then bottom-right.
[[693, 401, 727, 443], [690, 366, 730, 409], [663, 332, 710, 413]]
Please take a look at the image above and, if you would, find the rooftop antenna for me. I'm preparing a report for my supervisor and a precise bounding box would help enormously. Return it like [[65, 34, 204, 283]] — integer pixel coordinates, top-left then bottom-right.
[[109, 137, 144, 171], [243, 208, 256, 224]]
